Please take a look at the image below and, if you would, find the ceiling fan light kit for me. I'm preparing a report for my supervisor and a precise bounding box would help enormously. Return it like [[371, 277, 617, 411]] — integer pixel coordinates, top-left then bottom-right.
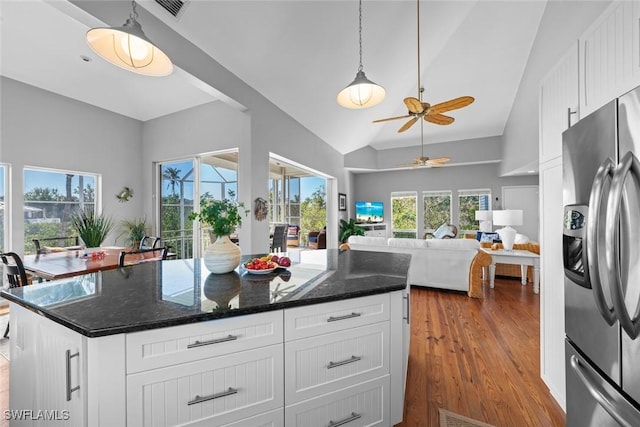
[[337, 0, 385, 109], [86, 0, 173, 77]]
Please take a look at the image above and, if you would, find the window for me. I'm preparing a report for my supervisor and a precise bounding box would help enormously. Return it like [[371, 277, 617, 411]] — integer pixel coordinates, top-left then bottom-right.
[[391, 191, 417, 238], [23, 168, 99, 254], [423, 191, 452, 232], [458, 189, 491, 232], [159, 152, 240, 259]]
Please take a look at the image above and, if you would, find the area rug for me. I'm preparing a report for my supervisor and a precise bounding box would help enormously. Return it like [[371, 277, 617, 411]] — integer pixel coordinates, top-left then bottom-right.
[[439, 408, 496, 427]]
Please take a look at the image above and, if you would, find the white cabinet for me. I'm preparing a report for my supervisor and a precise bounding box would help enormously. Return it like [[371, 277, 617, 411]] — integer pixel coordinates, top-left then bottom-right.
[[579, 0, 640, 117], [126, 310, 282, 373], [538, 158, 566, 409], [10, 304, 87, 427], [127, 344, 283, 427], [9, 291, 408, 426], [284, 376, 389, 427], [539, 42, 579, 163], [283, 291, 408, 426], [360, 223, 388, 237], [284, 322, 389, 404]]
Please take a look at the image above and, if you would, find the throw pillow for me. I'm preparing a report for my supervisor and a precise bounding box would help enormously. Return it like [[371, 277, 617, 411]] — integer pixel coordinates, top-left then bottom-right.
[[480, 232, 501, 243], [433, 223, 455, 239]]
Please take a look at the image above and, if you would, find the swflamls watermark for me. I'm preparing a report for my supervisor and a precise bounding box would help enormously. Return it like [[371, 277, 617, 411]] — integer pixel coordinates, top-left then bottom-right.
[[4, 410, 70, 421]]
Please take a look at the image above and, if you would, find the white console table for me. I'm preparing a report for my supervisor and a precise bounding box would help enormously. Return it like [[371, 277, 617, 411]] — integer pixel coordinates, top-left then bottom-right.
[[480, 248, 540, 294]]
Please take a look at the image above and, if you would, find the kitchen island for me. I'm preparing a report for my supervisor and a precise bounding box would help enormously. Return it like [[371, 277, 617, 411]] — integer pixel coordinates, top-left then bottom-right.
[[1, 249, 411, 426]]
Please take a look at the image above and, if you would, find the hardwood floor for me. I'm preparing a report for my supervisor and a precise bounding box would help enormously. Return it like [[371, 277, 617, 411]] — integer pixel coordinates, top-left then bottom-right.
[[398, 278, 565, 427], [0, 349, 7, 427], [0, 278, 564, 427]]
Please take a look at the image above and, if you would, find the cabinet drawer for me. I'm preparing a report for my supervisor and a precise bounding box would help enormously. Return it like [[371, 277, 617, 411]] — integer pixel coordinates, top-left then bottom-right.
[[285, 323, 389, 404], [220, 408, 283, 427], [127, 344, 283, 427], [126, 310, 283, 373], [285, 376, 389, 427], [284, 294, 389, 341]]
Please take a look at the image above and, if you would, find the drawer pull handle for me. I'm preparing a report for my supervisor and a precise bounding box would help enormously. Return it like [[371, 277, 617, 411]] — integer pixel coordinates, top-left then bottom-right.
[[327, 312, 361, 322], [327, 355, 361, 369], [328, 412, 362, 426], [187, 387, 238, 406], [187, 334, 238, 348]]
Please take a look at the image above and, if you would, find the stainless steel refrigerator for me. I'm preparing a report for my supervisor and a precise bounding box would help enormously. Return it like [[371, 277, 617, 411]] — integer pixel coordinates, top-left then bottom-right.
[[563, 85, 640, 426]]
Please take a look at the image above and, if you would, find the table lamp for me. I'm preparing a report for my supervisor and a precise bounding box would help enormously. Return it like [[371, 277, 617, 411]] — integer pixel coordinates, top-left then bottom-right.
[[493, 210, 523, 251], [475, 210, 493, 232]]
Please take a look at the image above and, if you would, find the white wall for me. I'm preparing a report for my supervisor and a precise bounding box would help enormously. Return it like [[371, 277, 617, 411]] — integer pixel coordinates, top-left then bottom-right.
[[500, 0, 611, 175], [0, 77, 143, 253]]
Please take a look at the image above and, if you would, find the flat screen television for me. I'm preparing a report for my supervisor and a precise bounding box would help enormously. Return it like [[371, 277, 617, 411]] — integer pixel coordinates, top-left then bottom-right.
[[355, 201, 384, 224]]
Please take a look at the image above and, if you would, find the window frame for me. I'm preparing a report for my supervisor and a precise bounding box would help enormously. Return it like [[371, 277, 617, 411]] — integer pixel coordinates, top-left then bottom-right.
[[23, 166, 102, 254], [391, 191, 418, 238], [422, 190, 452, 233], [457, 188, 492, 232]]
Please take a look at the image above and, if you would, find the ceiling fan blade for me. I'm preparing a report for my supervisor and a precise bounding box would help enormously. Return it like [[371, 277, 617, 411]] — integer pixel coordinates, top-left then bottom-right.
[[425, 114, 455, 125], [428, 96, 474, 115], [398, 117, 419, 133], [372, 114, 412, 124], [428, 156, 451, 163], [404, 97, 424, 114]]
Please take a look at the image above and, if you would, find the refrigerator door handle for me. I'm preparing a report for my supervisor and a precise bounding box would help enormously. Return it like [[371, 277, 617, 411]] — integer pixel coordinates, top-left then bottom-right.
[[587, 157, 617, 325], [570, 355, 640, 427], [606, 151, 640, 339]]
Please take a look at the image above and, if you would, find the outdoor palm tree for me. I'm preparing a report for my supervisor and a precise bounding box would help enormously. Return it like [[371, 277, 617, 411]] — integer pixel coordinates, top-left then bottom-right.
[[163, 167, 182, 196]]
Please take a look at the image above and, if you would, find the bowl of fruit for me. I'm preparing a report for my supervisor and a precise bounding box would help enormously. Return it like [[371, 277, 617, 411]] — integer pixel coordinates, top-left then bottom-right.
[[243, 254, 292, 274]]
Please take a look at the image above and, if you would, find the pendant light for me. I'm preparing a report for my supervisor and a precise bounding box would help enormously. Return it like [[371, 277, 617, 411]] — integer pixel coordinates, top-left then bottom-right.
[[337, 0, 385, 109], [86, 0, 173, 77]]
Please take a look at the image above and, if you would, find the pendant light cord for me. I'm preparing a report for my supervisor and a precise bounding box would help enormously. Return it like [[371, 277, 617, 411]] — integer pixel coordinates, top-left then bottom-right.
[[130, 0, 139, 21], [358, 0, 364, 72]]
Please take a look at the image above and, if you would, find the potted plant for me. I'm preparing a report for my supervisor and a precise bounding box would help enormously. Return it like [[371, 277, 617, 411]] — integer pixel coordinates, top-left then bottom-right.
[[119, 217, 148, 249], [71, 210, 114, 249], [189, 196, 249, 274], [339, 218, 365, 243]]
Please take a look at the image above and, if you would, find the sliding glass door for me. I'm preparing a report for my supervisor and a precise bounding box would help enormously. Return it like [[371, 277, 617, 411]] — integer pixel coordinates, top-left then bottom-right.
[[158, 151, 238, 259]]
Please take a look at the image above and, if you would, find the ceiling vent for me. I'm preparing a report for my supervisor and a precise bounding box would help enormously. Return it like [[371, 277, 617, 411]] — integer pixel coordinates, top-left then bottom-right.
[[155, 0, 189, 19]]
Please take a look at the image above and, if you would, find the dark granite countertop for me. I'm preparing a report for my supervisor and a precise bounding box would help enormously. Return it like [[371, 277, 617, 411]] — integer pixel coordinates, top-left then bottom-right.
[[1, 249, 410, 337]]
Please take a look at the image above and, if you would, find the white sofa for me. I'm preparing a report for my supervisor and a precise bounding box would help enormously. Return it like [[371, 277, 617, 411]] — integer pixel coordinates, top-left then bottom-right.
[[347, 236, 480, 292]]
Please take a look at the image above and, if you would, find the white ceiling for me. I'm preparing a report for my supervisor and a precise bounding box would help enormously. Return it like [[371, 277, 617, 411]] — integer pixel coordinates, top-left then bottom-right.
[[0, 0, 546, 155]]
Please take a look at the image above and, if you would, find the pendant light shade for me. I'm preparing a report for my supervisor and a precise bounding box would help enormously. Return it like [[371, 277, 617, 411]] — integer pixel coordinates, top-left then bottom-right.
[[337, 69, 386, 109], [337, 0, 385, 109], [86, 1, 173, 77]]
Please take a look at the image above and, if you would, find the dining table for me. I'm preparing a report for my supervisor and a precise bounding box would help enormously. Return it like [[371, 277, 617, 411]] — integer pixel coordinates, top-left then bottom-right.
[[22, 247, 163, 281]]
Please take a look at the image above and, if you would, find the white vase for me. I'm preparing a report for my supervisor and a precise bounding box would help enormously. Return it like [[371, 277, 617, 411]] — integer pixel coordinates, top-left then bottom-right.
[[203, 235, 241, 274]]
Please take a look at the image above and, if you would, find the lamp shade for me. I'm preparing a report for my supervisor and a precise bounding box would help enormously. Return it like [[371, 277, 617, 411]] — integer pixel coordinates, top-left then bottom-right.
[[87, 16, 173, 77], [475, 210, 492, 221], [336, 70, 386, 109], [493, 210, 523, 227]]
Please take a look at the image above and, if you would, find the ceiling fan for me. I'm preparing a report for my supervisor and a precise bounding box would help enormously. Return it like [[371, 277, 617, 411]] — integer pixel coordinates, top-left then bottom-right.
[[397, 120, 451, 168], [373, 0, 474, 133]]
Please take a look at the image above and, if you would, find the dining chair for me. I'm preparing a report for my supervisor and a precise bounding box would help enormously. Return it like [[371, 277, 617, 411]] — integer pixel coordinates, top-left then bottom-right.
[[1, 252, 29, 338], [139, 236, 161, 250], [33, 236, 81, 254], [270, 224, 287, 252], [118, 247, 168, 267]]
